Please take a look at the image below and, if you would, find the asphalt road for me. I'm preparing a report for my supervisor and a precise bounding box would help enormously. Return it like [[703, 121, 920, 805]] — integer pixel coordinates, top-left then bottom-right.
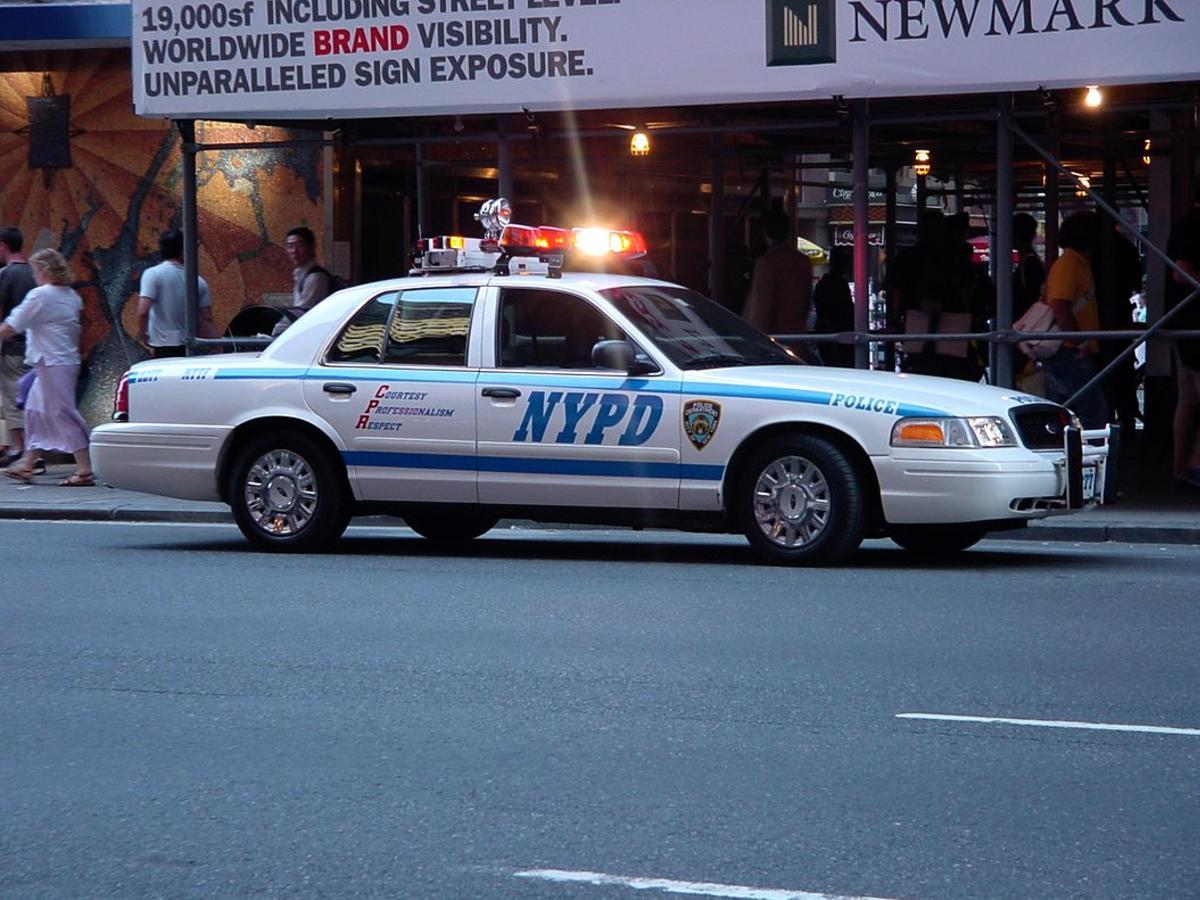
[[2, 521, 1198, 899]]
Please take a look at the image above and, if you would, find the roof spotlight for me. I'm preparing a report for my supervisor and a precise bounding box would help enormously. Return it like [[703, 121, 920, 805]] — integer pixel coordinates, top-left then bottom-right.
[[474, 198, 512, 239]]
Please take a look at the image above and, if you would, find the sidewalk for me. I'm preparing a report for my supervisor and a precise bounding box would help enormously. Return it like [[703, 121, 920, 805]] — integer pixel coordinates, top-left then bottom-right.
[[0, 462, 1197, 545]]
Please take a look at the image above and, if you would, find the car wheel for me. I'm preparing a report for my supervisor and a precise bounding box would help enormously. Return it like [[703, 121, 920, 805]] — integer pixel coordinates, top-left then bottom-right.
[[736, 434, 864, 565], [229, 432, 350, 552], [404, 510, 498, 542], [889, 525, 987, 554]]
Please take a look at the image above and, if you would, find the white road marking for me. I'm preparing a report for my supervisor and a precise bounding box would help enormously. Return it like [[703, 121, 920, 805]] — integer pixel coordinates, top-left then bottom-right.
[[897, 712, 1200, 736], [514, 869, 893, 899]]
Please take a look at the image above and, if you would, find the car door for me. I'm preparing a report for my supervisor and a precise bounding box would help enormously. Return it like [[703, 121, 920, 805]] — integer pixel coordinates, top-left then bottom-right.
[[304, 286, 481, 503], [476, 285, 681, 510]]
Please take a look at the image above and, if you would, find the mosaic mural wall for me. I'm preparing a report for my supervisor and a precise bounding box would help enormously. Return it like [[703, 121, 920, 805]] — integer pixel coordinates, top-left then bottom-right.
[[0, 49, 326, 426]]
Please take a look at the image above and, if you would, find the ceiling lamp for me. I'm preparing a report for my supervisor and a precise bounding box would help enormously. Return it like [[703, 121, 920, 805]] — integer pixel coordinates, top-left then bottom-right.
[[1084, 85, 1103, 108], [914, 149, 931, 177], [630, 130, 651, 157]]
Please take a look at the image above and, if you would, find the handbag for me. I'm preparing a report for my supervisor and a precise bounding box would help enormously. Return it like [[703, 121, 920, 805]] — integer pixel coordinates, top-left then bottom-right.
[[1013, 300, 1061, 360]]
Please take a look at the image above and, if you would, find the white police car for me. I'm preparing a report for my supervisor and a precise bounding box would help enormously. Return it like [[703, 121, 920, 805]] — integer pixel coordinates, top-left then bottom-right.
[[91, 203, 1111, 565]]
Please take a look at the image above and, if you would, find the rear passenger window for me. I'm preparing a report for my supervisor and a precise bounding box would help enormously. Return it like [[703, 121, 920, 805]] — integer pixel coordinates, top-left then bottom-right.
[[382, 287, 476, 367], [327, 292, 397, 364]]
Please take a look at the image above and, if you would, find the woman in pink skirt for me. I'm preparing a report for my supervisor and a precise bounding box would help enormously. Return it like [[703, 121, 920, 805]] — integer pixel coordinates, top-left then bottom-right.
[[0, 248, 93, 486]]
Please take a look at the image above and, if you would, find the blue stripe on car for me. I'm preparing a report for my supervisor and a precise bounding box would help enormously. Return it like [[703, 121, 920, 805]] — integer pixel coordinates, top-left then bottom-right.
[[342, 451, 724, 481]]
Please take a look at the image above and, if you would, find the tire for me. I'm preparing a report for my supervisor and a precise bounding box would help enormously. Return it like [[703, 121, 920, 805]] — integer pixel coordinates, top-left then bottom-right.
[[404, 510, 498, 542], [889, 525, 987, 554], [735, 433, 864, 566], [228, 431, 350, 552]]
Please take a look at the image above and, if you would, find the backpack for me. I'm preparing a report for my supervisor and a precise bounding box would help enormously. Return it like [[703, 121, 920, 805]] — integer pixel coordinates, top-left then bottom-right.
[[300, 265, 348, 299]]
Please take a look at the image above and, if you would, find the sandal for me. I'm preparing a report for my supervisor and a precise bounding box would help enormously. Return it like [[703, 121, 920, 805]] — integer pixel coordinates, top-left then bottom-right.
[[59, 472, 96, 487], [3, 468, 33, 484]]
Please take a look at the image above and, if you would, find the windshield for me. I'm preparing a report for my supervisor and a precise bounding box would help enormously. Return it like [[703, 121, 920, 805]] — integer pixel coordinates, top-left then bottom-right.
[[602, 285, 801, 370]]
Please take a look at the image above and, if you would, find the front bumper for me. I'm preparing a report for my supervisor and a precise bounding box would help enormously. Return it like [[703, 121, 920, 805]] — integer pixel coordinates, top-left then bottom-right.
[[875, 424, 1112, 526], [91, 423, 231, 502]]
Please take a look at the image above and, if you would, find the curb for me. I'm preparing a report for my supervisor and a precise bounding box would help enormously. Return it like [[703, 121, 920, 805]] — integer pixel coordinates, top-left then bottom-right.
[[0, 506, 1198, 545], [1012, 523, 1200, 546], [0, 506, 233, 524]]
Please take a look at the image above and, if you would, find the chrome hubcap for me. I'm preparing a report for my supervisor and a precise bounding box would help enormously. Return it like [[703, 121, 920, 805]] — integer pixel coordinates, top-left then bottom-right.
[[753, 455, 831, 549], [244, 449, 318, 536]]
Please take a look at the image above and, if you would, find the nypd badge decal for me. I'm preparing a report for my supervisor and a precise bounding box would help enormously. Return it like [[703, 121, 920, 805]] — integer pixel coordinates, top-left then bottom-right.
[[683, 400, 721, 450]]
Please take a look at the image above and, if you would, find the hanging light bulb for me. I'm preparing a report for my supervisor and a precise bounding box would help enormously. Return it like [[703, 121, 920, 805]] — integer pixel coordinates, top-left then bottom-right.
[[913, 149, 931, 177], [1084, 85, 1103, 108], [630, 130, 651, 157]]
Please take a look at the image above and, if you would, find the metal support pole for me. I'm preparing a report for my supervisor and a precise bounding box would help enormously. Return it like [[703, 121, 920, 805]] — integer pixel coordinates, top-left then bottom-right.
[[415, 143, 429, 240], [916, 172, 928, 213], [1101, 147, 1119, 310], [885, 167, 897, 269], [497, 115, 514, 200], [1044, 129, 1060, 262], [1145, 112, 1172, 378], [178, 119, 199, 357], [708, 133, 725, 306], [994, 98, 1015, 388], [852, 100, 870, 369]]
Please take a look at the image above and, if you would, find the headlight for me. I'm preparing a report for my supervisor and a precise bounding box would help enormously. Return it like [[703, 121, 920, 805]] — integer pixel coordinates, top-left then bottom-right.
[[891, 416, 1017, 448]]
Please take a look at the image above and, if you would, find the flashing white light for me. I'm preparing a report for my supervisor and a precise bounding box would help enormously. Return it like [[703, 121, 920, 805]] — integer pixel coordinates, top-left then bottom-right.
[[1084, 85, 1103, 108], [630, 131, 651, 156], [574, 228, 616, 257]]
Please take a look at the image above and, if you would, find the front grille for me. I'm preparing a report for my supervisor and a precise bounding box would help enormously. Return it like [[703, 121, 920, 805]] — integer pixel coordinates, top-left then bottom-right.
[[1010, 404, 1072, 450]]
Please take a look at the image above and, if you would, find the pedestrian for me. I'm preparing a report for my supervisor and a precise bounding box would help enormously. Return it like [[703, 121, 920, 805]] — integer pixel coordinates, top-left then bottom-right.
[[137, 228, 216, 358], [1012, 213, 1045, 320], [1166, 196, 1200, 489], [812, 246, 855, 367], [1040, 211, 1108, 430], [287, 226, 335, 311], [743, 210, 813, 352], [0, 226, 36, 467], [0, 249, 93, 486], [270, 226, 338, 338]]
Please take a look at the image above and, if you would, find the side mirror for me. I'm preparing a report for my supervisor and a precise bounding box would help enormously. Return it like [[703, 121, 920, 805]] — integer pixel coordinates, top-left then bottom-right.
[[592, 340, 656, 375]]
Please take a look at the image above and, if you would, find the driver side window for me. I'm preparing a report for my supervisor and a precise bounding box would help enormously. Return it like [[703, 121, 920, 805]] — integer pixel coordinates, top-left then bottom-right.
[[497, 288, 632, 370]]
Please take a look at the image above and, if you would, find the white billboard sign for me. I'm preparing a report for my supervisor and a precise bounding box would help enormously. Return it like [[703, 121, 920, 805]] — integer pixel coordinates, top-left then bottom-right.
[[132, 0, 1197, 120]]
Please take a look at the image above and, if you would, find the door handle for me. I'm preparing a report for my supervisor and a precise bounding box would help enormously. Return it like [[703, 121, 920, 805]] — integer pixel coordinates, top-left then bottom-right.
[[323, 382, 357, 396], [481, 387, 522, 400]]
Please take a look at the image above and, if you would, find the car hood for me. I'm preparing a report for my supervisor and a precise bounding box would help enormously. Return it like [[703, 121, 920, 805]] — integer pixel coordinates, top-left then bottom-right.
[[683, 366, 1049, 418]]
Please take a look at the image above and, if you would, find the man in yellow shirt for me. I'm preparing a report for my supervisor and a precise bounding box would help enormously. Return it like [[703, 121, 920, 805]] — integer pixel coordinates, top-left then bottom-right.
[[1042, 212, 1108, 429]]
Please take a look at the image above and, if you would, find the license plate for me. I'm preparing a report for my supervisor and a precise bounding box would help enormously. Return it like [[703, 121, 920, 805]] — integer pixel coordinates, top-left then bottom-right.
[[1081, 466, 1097, 501]]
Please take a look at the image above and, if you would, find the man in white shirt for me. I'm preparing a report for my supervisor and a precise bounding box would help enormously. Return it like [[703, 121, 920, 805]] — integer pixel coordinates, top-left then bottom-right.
[[287, 226, 334, 310], [137, 229, 216, 358]]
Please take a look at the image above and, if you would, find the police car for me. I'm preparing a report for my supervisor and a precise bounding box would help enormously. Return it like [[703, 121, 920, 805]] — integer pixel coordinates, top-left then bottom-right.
[[91, 201, 1111, 565]]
